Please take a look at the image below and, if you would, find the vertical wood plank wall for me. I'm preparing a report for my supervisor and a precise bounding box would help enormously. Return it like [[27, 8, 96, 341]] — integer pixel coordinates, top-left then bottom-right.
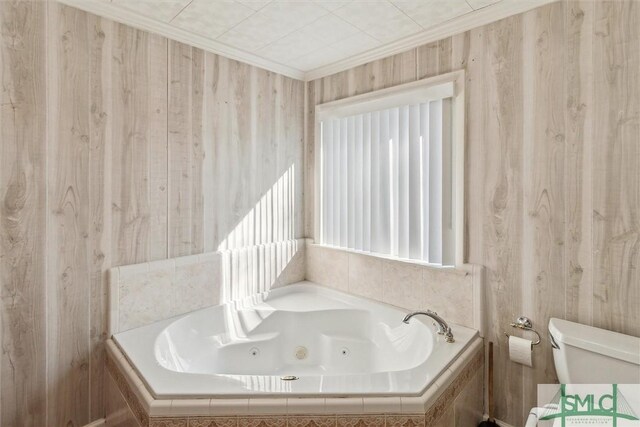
[[0, 0, 637, 426], [0, 2, 304, 426], [305, 1, 639, 424], [0, 1, 47, 426]]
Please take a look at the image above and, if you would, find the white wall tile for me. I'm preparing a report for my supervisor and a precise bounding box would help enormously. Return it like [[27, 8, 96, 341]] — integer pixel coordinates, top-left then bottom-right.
[[108, 268, 120, 337], [363, 397, 402, 413], [381, 259, 422, 310], [148, 399, 173, 417], [305, 244, 349, 291], [170, 399, 211, 416], [118, 260, 149, 282], [209, 398, 250, 415], [305, 247, 483, 331], [174, 253, 201, 267], [422, 266, 474, 328], [171, 259, 220, 316], [118, 266, 174, 331], [147, 258, 176, 273], [416, 380, 441, 411], [248, 398, 288, 415], [348, 253, 383, 300], [399, 397, 426, 414], [111, 240, 305, 333], [287, 397, 326, 414], [275, 244, 306, 287], [324, 397, 364, 414]]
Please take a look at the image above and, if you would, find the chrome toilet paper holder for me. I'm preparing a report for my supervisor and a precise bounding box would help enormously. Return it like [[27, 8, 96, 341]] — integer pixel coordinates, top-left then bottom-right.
[[504, 316, 541, 346]]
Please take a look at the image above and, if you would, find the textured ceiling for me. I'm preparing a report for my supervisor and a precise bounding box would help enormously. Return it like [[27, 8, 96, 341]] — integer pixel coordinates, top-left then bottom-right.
[[99, 0, 502, 73]]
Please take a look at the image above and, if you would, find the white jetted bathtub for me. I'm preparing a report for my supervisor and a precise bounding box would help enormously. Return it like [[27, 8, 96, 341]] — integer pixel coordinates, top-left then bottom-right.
[[113, 282, 478, 399]]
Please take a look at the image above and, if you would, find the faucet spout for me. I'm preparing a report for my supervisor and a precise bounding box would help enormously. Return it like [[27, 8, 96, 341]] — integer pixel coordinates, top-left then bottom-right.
[[402, 310, 455, 343]]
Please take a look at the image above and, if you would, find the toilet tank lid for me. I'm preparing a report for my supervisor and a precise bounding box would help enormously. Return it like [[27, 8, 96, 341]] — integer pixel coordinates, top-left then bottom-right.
[[548, 318, 640, 366]]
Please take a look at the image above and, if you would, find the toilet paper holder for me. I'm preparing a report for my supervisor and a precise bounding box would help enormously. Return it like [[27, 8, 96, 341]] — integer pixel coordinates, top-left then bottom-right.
[[504, 316, 541, 346]]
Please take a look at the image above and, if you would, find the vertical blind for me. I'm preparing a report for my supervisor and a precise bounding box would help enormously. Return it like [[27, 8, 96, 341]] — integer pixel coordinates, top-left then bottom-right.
[[319, 94, 455, 266]]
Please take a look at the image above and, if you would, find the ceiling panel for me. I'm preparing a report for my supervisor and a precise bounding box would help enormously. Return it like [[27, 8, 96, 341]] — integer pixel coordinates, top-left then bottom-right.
[[171, 0, 255, 40], [312, 0, 354, 12], [332, 1, 423, 43], [218, 1, 329, 51], [258, 28, 326, 63], [72, 0, 516, 76], [110, 0, 191, 22], [290, 45, 342, 71], [235, 0, 272, 10], [297, 13, 360, 46], [466, 0, 503, 9], [333, 32, 380, 58], [392, 0, 473, 29]]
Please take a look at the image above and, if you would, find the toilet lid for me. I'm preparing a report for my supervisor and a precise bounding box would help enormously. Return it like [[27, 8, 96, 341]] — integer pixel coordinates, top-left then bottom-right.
[[548, 318, 640, 366]]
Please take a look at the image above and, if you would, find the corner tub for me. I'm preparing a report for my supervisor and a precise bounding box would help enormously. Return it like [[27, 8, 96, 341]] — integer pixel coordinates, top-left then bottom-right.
[[113, 282, 479, 399]]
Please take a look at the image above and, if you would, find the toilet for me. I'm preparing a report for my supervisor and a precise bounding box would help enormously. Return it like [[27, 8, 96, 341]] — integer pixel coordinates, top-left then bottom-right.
[[524, 318, 640, 426], [548, 317, 640, 384]]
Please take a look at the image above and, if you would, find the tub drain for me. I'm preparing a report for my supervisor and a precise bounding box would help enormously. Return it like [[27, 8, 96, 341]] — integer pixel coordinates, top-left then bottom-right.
[[280, 375, 299, 381]]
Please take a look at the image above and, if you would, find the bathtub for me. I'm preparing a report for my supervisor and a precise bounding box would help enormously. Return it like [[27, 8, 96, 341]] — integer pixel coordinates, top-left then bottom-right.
[[113, 281, 479, 399]]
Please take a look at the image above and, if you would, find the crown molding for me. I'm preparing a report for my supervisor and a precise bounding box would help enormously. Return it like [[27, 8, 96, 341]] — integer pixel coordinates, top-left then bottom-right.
[[57, 0, 557, 83], [303, 0, 558, 81], [55, 0, 306, 81]]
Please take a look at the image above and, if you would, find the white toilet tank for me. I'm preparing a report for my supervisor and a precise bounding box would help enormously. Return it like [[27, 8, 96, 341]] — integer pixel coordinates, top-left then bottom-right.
[[548, 318, 640, 384]]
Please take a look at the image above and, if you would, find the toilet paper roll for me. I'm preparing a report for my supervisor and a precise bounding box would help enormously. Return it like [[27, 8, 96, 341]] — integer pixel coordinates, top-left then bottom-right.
[[509, 335, 533, 367]]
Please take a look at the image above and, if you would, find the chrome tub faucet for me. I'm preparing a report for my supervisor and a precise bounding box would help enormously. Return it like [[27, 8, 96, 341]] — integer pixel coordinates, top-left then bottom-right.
[[402, 310, 455, 343]]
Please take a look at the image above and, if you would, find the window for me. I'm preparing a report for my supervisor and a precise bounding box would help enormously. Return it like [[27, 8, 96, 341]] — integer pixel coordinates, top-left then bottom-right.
[[314, 72, 464, 266]]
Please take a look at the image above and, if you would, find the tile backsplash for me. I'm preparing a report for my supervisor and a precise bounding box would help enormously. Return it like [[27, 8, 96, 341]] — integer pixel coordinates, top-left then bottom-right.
[[109, 239, 305, 334], [109, 237, 482, 336], [305, 241, 484, 333]]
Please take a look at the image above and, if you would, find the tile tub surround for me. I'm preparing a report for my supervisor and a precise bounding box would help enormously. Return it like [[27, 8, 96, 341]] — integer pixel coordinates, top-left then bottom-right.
[[104, 338, 483, 427], [305, 243, 485, 335], [109, 239, 306, 334]]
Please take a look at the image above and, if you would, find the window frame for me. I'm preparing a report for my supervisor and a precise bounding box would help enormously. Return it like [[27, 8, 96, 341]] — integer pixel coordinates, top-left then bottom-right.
[[313, 70, 466, 267]]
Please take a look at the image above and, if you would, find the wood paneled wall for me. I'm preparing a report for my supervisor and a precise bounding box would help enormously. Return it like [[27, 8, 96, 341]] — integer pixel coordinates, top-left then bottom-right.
[[1, 0, 637, 426], [0, 1, 47, 426], [305, 1, 639, 425], [0, 2, 304, 426]]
